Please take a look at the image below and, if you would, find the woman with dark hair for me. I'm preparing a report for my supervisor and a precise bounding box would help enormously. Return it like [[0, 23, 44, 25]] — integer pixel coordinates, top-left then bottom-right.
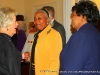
[[59, 1, 100, 75]]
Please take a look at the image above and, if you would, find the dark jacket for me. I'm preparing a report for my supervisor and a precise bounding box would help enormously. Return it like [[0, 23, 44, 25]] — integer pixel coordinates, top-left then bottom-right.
[[0, 33, 21, 75], [52, 20, 66, 47], [16, 30, 26, 52], [59, 23, 100, 75]]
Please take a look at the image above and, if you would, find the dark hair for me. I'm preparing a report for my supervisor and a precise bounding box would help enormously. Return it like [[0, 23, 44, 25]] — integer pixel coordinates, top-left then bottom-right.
[[16, 15, 24, 21], [42, 6, 55, 17], [72, 1, 99, 26], [41, 8, 49, 17]]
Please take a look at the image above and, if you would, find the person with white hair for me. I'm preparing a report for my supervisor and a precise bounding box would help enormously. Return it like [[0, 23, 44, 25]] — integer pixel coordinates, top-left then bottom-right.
[[0, 6, 21, 75]]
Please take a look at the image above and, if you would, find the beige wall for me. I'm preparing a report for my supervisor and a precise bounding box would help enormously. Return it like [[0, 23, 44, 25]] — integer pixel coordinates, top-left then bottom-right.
[[92, 0, 100, 10], [4, 0, 25, 15], [24, 0, 63, 23]]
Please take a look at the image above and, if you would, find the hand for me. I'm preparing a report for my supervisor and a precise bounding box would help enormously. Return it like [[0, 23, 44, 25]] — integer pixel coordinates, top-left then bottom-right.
[[32, 63, 35, 70], [22, 52, 30, 62]]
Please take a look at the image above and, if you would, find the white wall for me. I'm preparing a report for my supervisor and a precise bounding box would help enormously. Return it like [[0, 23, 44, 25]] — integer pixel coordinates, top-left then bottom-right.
[[63, 0, 76, 42]]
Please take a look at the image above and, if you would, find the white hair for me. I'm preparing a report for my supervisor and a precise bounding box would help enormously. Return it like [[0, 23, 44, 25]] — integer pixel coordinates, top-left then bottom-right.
[[0, 6, 17, 29]]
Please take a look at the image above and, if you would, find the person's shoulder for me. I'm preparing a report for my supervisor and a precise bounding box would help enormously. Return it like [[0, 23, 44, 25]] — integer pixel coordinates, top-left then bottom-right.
[[0, 34, 12, 50], [50, 27, 60, 35], [0, 33, 10, 42], [18, 30, 26, 35], [45, 24, 60, 36], [53, 20, 65, 30], [54, 20, 63, 26], [49, 28, 61, 40], [71, 31, 86, 40]]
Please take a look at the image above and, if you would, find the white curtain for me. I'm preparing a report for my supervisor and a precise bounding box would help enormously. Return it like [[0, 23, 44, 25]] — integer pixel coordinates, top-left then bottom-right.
[[63, 0, 76, 42]]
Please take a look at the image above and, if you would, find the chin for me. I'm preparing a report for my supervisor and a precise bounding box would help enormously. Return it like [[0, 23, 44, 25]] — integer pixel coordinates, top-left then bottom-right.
[[72, 25, 75, 29], [12, 32, 16, 36], [10, 34, 13, 37], [37, 28, 42, 30]]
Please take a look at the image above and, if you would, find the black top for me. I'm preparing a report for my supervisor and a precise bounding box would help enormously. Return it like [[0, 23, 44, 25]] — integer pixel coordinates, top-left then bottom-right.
[[0, 33, 21, 75], [30, 31, 41, 75], [53, 20, 66, 47]]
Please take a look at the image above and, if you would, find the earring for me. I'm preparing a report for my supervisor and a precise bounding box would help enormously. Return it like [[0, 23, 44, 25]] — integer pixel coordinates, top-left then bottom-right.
[[7, 28, 9, 31], [7, 27, 9, 31], [81, 19, 84, 22]]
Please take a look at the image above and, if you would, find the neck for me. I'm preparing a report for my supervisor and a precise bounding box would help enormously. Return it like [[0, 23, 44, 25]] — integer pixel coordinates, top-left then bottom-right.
[[0, 28, 11, 37], [77, 22, 87, 30]]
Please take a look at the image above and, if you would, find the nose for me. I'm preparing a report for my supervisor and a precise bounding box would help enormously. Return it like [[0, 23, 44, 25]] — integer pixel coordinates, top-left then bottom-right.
[[16, 22, 18, 26], [34, 20, 38, 25]]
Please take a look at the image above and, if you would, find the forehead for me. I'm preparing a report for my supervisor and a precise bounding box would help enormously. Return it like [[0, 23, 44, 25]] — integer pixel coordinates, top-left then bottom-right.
[[34, 11, 48, 18]]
